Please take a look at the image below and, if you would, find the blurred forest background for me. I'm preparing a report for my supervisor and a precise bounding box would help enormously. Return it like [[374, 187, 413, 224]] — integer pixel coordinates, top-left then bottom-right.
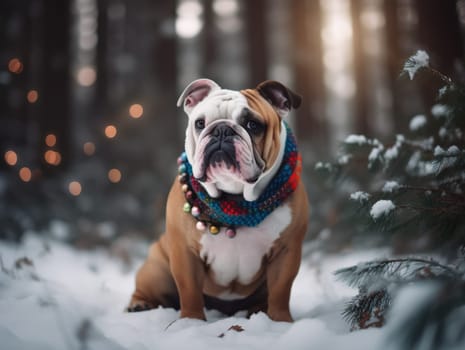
[[1, 0, 464, 253]]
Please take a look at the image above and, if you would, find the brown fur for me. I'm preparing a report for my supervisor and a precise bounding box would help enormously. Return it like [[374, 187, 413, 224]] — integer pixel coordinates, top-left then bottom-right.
[[128, 86, 309, 322]]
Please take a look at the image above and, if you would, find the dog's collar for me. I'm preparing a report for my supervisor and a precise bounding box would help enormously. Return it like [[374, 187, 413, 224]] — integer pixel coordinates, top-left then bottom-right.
[[177, 122, 301, 237]]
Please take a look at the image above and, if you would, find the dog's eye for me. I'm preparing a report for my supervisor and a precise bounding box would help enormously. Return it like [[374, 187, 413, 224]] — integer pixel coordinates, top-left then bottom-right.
[[245, 120, 263, 135], [195, 119, 205, 130]]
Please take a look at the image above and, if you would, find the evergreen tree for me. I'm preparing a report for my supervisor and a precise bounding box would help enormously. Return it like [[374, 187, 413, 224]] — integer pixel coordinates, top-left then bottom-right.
[[317, 51, 465, 349]]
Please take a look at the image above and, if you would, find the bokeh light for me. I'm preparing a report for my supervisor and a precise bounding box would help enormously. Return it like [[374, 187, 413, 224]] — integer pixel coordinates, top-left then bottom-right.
[[129, 103, 144, 118], [83, 142, 96, 156], [19, 167, 32, 182], [27, 90, 39, 103], [108, 168, 122, 183], [176, 0, 203, 39], [8, 58, 23, 74], [68, 181, 82, 196], [4, 150, 18, 166], [104, 125, 117, 138], [76, 66, 97, 86], [45, 134, 57, 147], [44, 150, 62, 166]]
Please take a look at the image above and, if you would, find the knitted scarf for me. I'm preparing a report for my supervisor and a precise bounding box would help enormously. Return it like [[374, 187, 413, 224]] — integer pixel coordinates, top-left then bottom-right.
[[180, 122, 301, 228]]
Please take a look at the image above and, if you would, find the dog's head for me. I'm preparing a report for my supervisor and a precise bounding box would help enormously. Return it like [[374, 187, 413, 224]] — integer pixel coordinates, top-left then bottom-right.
[[177, 79, 301, 201]]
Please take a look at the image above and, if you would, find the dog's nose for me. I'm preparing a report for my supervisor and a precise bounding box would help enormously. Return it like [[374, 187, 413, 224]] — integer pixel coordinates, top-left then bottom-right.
[[212, 124, 235, 139]]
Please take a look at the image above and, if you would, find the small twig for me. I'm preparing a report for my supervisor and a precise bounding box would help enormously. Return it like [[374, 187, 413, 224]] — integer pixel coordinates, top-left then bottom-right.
[[429, 67, 454, 86]]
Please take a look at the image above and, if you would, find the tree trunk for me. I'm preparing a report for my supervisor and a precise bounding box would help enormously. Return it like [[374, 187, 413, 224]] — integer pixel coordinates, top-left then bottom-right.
[[351, 0, 370, 135], [383, 0, 404, 129], [414, 0, 463, 109], [40, 0, 72, 172], [291, 0, 326, 144], [415, 0, 464, 77], [244, 0, 268, 86]]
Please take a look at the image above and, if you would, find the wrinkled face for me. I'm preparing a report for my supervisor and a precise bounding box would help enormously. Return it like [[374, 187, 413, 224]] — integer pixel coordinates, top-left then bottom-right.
[[186, 89, 282, 197], [178, 79, 301, 200]]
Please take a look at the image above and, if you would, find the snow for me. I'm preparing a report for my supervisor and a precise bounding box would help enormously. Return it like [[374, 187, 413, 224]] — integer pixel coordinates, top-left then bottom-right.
[[433, 145, 445, 156], [338, 154, 351, 165], [409, 114, 427, 131], [344, 135, 368, 146], [406, 151, 436, 176], [435, 145, 461, 157], [350, 191, 371, 203], [433, 146, 461, 174], [446, 145, 460, 155], [382, 181, 400, 193], [370, 200, 395, 220], [368, 146, 383, 163], [384, 135, 404, 163], [431, 104, 450, 118], [403, 50, 429, 80], [0, 234, 392, 350], [382, 282, 442, 350]]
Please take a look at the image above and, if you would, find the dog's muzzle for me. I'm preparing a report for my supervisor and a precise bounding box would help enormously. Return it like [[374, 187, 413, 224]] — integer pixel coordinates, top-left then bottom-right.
[[203, 123, 239, 171]]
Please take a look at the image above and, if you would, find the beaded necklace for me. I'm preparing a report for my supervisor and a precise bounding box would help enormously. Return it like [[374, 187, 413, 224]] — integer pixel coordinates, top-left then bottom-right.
[[177, 122, 301, 238]]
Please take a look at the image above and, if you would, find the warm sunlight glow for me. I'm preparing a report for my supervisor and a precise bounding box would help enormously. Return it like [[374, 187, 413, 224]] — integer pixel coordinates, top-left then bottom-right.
[[361, 8, 385, 30], [213, 0, 239, 17], [27, 90, 39, 103], [213, 0, 241, 33], [68, 181, 82, 196], [19, 167, 32, 182], [321, 0, 355, 98], [45, 134, 57, 147], [320, 0, 355, 147], [176, 0, 203, 39], [104, 125, 117, 138], [129, 104, 144, 119], [83, 142, 96, 156], [4, 150, 18, 166], [108, 168, 122, 183]]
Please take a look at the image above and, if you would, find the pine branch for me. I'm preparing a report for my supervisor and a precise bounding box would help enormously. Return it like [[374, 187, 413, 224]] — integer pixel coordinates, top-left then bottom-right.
[[335, 258, 460, 290], [336, 254, 465, 341], [342, 289, 391, 330], [428, 66, 454, 86]]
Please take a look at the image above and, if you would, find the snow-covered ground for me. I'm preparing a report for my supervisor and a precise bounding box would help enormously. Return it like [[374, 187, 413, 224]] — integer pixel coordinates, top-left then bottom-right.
[[0, 234, 391, 350]]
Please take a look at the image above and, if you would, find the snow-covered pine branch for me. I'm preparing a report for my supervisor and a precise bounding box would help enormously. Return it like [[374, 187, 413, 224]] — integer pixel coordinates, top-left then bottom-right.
[[335, 257, 459, 291], [335, 257, 464, 332], [402, 50, 429, 80], [370, 200, 396, 220]]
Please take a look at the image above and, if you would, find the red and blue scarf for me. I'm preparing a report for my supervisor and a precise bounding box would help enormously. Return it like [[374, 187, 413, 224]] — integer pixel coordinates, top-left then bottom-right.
[[179, 123, 301, 228]]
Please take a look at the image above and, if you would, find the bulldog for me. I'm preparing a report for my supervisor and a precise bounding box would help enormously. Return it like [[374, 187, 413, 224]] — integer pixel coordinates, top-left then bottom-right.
[[127, 79, 309, 322]]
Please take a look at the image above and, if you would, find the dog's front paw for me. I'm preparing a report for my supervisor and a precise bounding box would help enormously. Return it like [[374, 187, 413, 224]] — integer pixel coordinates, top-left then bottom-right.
[[126, 301, 154, 313], [267, 309, 293, 322]]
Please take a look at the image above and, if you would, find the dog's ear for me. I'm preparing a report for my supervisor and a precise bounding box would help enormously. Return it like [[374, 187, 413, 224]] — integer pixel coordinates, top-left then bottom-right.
[[256, 80, 301, 118], [177, 79, 221, 115]]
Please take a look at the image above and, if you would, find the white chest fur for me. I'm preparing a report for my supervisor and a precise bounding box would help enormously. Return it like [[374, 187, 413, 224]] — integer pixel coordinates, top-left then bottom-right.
[[199, 204, 292, 288]]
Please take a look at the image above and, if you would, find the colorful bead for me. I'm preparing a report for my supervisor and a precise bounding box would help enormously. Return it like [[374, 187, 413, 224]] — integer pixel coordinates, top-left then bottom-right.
[[209, 225, 219, 234], [225, 228, 236, 238], [183, 202, 191, 213], [177, 157, 183, 165], [178, 173, 187, 183], [178, 164, 186, 174], [191, 206, 200, 217], [186, 191, 193, 200], [196, 221, 206, 231], [181, 184, 189, 192]]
